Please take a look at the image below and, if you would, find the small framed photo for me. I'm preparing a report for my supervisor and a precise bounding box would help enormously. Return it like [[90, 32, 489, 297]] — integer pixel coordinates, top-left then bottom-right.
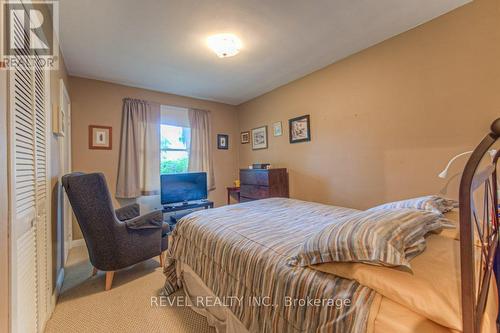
[[89, 125, 112, 150], [289, 115, 311, 144], [251, 126, 268, 150], [272, 121, 282, 137], [240, 131, 250, 144], [217, 134, 229, 150]]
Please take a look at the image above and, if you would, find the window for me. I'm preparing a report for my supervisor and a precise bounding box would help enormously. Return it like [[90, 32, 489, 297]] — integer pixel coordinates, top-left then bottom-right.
[[160, 124, 191, 174]]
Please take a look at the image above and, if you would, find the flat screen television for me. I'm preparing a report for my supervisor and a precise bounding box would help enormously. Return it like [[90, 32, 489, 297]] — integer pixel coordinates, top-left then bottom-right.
[[160, 172, 208, 205]]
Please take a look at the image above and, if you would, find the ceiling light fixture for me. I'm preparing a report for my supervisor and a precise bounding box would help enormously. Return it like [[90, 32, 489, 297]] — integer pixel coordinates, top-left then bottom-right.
[[207, 33, 242, 58]]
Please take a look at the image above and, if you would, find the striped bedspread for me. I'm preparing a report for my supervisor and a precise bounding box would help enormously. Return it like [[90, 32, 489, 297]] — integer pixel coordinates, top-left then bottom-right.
[[162, 198, 377, 332]]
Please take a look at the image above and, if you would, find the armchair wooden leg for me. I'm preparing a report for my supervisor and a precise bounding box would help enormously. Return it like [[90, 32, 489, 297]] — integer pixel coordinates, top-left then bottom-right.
[[92, 267, 98, 276], [159, 252, 164, 267], [105, 271, 114, 291]]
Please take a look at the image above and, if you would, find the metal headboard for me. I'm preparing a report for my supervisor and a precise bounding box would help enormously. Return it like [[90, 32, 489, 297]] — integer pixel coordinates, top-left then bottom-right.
[[459, 118, 500, 333]]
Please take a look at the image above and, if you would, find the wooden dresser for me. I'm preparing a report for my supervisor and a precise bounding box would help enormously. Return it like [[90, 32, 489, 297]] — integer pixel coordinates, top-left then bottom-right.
[[239, 168, 289, 202]]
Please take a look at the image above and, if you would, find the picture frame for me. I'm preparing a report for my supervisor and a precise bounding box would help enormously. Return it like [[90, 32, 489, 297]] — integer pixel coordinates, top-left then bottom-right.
[[251, 126, 268, 150], [217, 134, 229, 150], [240, 131, 250, 144], [289, 115, 311, 144], [53, 79, 70, 136], [89, 125, 112, 150], [272, 121, 282, 136], [52, 103, 65, 137]]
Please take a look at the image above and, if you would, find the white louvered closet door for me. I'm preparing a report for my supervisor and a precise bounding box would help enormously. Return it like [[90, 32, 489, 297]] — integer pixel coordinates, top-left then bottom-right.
[[9, 29, 38, 333], [34, 53, 50, 330], [8, 6, 50, 333]]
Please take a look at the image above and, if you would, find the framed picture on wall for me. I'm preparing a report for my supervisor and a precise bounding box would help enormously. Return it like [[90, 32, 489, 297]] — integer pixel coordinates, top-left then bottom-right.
[[217, 134, 229, 149], [289, 115, 311, 143], [240, 131, 250, 144], [273, 121, 282, 136], [251, 126, 268, 150], [89, 125, 112, 150]]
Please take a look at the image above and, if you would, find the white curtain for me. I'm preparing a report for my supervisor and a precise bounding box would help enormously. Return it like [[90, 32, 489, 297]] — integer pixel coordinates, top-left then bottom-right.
[[116, 98, 160, 198], [188, 108, 215, 191]]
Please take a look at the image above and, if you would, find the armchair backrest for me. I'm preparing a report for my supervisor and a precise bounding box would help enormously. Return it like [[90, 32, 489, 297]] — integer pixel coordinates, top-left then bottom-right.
[[62, 172, 122, 269]]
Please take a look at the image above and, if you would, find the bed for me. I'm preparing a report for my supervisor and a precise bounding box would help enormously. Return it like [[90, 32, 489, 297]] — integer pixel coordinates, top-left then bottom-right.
[[162, 118, 500, 333]]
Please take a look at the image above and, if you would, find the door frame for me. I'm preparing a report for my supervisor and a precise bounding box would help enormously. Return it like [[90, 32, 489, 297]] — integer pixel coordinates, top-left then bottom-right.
[[0, 57, 10, 333], [0, 3, 9, 331], [59, 78, 72, 263], [38, 65, 53, 332]]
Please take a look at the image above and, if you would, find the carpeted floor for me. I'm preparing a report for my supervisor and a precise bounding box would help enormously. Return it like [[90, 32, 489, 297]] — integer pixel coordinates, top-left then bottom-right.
[[45, 246, 215, 333]]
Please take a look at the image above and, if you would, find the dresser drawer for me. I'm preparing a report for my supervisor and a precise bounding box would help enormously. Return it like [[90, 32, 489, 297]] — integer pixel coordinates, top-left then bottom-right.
[[240, 184, 270, 199], [240, 170, 270, 186]]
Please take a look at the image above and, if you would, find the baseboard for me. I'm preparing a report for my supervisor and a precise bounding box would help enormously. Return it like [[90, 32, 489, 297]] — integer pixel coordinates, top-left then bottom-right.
[[70, 238, 85, 249]]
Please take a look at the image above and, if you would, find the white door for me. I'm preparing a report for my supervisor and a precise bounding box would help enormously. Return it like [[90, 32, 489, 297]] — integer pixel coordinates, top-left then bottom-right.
[[8, 6, 51, 333], [9, 29, 39, 333], [34, 54, 51, 331]]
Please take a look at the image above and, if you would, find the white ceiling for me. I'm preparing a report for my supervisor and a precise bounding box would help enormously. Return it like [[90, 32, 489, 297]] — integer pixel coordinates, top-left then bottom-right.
[[60, 0, 469, 105]]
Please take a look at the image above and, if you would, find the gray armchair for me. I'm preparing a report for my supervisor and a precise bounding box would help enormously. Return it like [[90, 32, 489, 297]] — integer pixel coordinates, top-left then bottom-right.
[[62, 172, 169, 290]]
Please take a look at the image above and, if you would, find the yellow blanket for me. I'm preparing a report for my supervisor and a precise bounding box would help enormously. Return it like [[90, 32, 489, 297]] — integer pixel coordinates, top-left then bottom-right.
[[310, 234, 498, 333]]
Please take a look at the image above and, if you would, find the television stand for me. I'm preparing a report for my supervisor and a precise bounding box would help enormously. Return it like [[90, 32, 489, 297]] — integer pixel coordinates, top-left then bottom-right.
[[162, 199, 214, 213], [162, 200, 214, 225]]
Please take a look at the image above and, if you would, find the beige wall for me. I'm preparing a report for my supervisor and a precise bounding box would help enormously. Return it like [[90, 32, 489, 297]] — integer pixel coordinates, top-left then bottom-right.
[[237, 0, 500, 210], [69, 77, 239, 240]]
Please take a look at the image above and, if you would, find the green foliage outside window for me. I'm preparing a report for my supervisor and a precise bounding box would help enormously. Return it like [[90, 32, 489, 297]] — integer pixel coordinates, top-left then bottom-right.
[[160, 157, 188, 174], [160, 124, 190, 174]]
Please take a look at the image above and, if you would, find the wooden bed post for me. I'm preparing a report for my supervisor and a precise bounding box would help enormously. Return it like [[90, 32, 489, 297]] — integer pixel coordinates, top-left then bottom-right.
[[459, 118, 500, 333]]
